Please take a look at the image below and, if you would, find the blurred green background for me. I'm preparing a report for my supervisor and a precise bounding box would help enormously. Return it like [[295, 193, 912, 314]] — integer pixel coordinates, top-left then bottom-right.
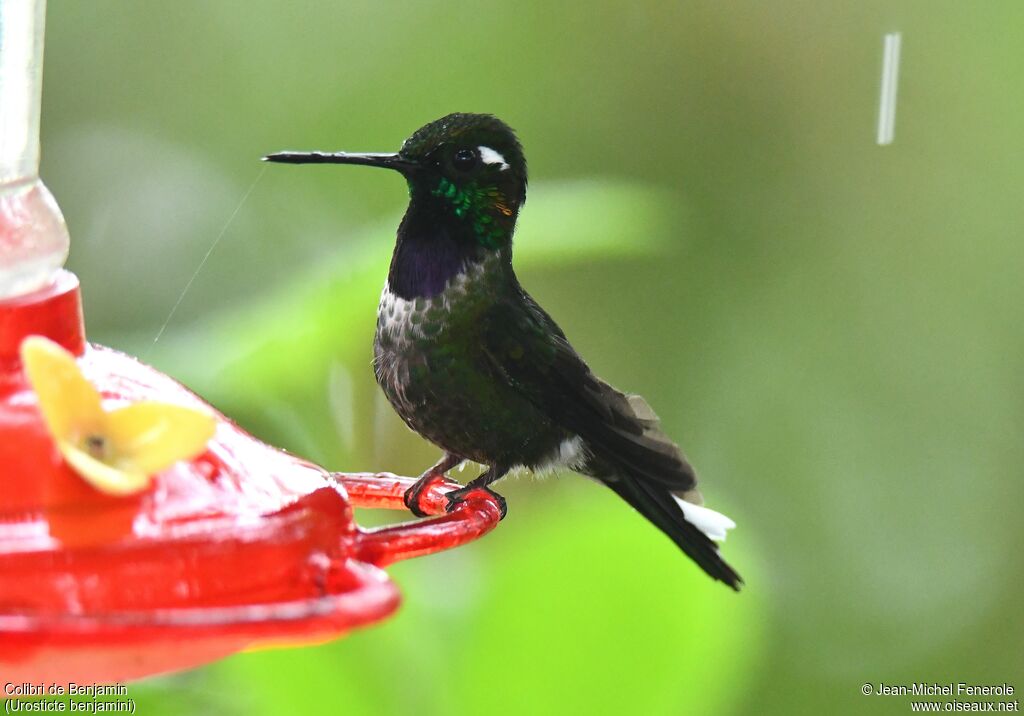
[[37, 1, 1023, 713]]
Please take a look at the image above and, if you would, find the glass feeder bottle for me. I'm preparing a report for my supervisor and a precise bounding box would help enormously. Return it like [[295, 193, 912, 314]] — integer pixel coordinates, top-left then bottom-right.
[[0, 0, 68, 299]]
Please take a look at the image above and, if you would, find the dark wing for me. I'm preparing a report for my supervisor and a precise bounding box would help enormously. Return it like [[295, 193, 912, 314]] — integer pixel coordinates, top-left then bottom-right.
[[481, 288, 696, 491], [482, 287, 742, 589]]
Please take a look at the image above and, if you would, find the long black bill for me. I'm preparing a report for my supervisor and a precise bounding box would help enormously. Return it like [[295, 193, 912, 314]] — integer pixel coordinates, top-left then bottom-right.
[[261, 150, 416, 176]]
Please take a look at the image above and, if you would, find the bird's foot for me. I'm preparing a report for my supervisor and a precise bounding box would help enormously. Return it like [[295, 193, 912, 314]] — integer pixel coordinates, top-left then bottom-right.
[[402, 472, 446, 518], [445, 485, 508, 520], [402, 454, 465, 517]]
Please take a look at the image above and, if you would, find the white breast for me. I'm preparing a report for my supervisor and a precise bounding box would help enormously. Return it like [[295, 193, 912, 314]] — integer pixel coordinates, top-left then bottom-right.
[[376, 256, 500, 347]]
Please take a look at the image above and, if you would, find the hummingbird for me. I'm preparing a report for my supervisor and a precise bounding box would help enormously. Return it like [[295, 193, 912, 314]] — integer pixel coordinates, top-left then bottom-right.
[[265, 113, 742, 589]]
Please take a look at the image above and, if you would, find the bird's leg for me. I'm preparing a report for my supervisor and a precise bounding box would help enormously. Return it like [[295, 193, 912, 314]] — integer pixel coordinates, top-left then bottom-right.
[[403, 453, 464, 518], [445, 464, 509, 520]]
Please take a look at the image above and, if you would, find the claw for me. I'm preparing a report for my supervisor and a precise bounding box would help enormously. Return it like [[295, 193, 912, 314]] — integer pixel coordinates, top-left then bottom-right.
[[402, 486, 429, 518], [445, 486, 507, 520], [403, 474, 443, 517]]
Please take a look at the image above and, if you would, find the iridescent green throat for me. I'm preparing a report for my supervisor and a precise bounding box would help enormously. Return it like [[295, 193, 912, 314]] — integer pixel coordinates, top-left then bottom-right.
[[430, 177, 513, 249]]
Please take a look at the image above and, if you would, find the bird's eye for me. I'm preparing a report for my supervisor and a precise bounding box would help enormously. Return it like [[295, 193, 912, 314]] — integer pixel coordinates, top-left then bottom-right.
[[452, 148, 478, 171]]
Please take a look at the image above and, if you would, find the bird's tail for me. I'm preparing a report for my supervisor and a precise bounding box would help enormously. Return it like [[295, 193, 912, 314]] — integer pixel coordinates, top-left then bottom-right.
[[578, 386, 743, 590], [602, 474, 742, 589]]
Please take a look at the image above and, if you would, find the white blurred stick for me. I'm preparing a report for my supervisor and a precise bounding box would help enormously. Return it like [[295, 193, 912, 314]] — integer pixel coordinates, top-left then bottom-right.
[[877, 32, 902, 146]]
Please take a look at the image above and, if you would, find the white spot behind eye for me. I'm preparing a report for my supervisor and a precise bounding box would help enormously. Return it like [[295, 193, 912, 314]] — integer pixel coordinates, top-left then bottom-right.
[[478, 146, 509, 170]]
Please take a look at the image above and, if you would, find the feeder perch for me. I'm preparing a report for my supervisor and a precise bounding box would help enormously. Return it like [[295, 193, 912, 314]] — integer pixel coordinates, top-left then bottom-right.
[[0, 0, 503, 685]]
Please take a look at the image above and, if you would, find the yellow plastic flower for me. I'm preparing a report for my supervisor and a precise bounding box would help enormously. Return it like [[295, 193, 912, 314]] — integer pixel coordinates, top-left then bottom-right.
[[20, 336, 217, 496]]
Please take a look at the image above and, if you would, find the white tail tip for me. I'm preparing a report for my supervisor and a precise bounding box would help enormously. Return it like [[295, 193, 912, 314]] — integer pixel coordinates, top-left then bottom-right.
[[673, 495, 737, 542]]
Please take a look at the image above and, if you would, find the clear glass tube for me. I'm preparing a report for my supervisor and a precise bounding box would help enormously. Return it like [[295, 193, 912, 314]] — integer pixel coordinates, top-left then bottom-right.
[[0, 0, 68, 299]]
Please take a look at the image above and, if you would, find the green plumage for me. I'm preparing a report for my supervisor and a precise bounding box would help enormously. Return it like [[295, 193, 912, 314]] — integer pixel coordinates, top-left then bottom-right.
[[265, 112, 743, 590], [375, 254, 571, 468]]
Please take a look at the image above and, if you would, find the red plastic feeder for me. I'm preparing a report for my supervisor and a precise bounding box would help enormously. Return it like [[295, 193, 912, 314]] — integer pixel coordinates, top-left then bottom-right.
[[0, 271, 503, 684]]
